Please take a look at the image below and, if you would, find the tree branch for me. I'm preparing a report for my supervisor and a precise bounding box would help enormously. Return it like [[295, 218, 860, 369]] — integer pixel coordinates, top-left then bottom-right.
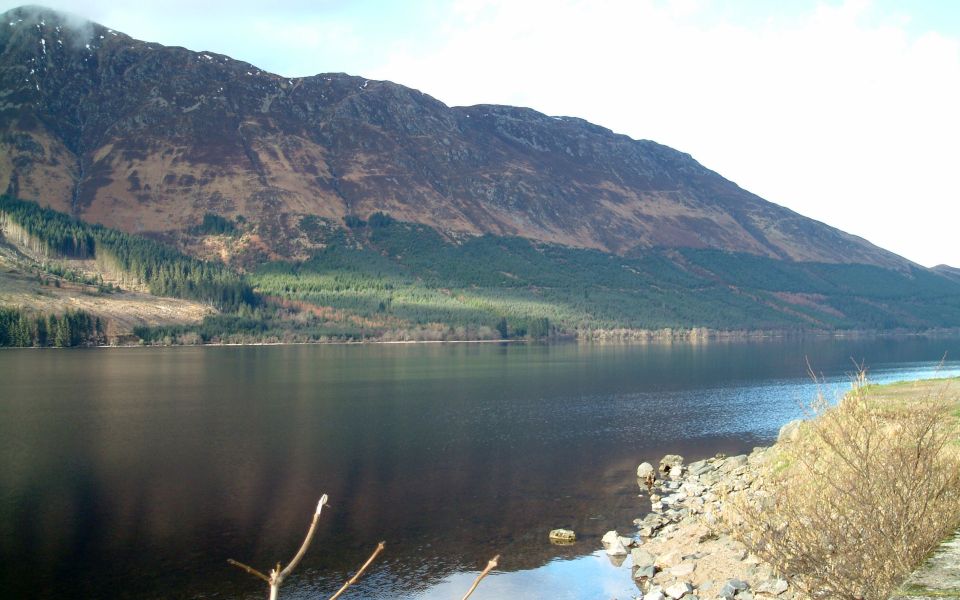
[[276, 494, 329, 583], [328, 541, 386, 600], [461, 555, 499, 600], [227, 559, 271, 584], [228, 494, 329, 600]]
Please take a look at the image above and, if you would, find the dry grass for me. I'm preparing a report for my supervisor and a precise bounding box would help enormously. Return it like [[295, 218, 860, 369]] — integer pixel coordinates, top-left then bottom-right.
[[735, 374, 960, 600]]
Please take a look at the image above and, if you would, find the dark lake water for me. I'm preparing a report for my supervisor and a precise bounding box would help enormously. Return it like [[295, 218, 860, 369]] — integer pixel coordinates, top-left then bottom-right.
[[2, 337, 960, 599]]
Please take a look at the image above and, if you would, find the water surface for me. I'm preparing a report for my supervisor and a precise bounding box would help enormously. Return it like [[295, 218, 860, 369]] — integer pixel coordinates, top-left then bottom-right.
[[1, 337, 959, 599]]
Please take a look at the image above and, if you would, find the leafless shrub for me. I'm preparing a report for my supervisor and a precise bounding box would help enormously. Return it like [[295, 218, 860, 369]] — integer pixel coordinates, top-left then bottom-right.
[[734, 372, 960, 600]]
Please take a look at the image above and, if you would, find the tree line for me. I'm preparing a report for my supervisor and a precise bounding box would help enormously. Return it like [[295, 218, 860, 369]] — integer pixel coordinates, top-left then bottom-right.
[[0, 307, 106, 347], [0, 197, 256, 311]]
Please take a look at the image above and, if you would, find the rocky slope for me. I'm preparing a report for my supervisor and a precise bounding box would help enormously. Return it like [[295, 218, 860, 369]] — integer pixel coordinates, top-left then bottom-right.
[[0, 5, 909, 268]]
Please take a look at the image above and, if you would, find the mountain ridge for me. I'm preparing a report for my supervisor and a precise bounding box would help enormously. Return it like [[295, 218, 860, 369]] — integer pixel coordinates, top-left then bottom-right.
[[0, 5, 914, 270]]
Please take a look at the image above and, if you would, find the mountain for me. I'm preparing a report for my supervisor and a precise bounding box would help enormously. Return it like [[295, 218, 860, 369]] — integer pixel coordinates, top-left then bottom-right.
[[0, 5, 909, 268], [4, 5, 960, 344], [933, 265, 960, 282]]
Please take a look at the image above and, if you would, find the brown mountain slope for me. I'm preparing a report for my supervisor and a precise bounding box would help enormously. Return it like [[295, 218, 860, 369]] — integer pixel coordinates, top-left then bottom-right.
[[0, 5, 909, 268]]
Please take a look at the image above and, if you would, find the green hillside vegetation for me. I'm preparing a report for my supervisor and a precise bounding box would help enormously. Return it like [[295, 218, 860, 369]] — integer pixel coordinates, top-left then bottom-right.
[[189, 213, 238, 236], [248, 218, 960, 338], [4, 198, 960, 345], [0, 197, 255, 311]]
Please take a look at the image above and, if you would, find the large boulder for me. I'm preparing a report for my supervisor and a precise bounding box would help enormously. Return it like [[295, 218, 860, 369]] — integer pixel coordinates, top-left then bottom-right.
[[777, 419, 803, 443], [601, 530, 628, 555], [637, 461, 656, 479], [659, 454, 684, 476]]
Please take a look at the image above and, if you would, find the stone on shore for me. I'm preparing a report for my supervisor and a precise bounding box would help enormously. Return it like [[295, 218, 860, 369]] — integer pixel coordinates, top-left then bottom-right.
[[687, 460, 715, 477], [659, 454, 685, 475], [669, 561, 696, 577], [602, 530, 628, 555], [719, 579, 750, 598], [634, 564, 657, 580], [718, 454, 747, 473], [777, 419, 803, 443], [665, 581, 694, 598], [632, 547, 656, 567], [756, 578, 789, 595], [646, 588, 666, 600], [638, 461, 656, 479]]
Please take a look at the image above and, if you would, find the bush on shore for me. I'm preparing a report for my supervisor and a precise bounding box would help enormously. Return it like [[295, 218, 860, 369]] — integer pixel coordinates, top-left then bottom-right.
[[735, 373, 960, 600]]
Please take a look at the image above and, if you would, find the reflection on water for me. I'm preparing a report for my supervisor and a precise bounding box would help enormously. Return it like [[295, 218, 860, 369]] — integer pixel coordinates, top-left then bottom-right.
[[415, 551, 639, 600], [0, 338, 958, 599]]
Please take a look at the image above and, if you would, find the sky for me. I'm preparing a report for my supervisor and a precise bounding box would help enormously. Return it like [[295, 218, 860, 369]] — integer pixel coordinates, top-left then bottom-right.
[[3, 0, 959, 267]]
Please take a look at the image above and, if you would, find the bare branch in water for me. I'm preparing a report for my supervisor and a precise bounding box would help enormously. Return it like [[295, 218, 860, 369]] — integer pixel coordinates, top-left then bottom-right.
[[227, 559, 271, 584], [229, 494, 329, 600], [277, 494, 329, 582], [461, 555, 500, 600], [228, 494, 498, 599], [328, 541, 386, 600]]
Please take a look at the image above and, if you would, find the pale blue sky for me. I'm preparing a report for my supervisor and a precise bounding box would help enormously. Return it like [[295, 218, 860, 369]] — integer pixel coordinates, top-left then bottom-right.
[[4, 1, 960, 267]]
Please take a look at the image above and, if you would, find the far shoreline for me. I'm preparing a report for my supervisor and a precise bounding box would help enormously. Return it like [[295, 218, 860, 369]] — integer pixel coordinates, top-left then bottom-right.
[[4, 326, 960, 350]]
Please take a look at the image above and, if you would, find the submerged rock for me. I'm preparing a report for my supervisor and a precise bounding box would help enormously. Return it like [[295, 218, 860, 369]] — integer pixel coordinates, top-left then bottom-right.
[[548, 528, 576, 543]]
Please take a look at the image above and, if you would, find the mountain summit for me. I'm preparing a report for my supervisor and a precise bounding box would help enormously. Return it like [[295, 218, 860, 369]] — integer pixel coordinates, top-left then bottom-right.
[[0, 5, 906, 267]]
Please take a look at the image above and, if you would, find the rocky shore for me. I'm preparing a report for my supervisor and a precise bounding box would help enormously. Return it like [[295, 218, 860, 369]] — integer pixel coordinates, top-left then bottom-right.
[[581, 375, 960, 600], [597, 436, 800, 600]]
